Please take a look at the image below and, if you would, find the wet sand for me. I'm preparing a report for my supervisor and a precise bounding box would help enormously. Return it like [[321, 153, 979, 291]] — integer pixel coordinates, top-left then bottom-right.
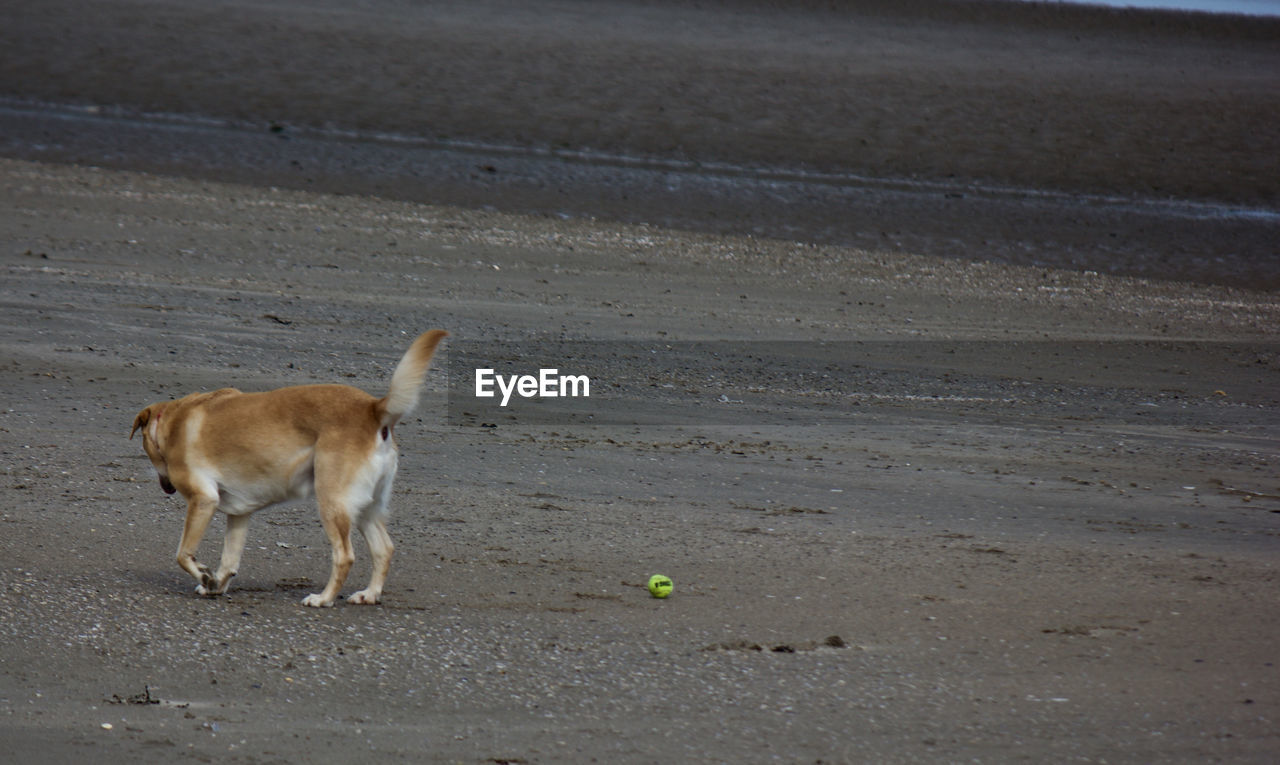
[[1, 1, 1279, 763]]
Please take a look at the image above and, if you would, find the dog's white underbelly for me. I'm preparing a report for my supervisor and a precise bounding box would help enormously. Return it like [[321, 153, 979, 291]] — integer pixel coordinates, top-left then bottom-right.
[[216, 474, 312, 515], [212, 448, 318, 516], [208, 440, 398, 518]]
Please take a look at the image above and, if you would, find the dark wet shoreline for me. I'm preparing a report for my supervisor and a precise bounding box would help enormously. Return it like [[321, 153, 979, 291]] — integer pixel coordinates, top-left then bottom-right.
[[3, 98, 1276, 288], [3, 0, 1277, 287]]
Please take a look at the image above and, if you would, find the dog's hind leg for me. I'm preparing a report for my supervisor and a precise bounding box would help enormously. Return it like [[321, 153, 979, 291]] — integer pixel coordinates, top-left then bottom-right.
[[302, 487, 355, 608], [348, 513, 394, 605], [198, 513, 250, 596]]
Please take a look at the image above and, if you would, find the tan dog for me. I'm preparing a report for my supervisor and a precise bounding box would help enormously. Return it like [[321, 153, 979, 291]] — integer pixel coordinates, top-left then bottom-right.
[[131, 330, 447, 607]]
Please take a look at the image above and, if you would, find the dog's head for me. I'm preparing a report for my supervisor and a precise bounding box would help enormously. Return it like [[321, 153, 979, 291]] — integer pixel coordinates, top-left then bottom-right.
[[131, 403, 177, 495]]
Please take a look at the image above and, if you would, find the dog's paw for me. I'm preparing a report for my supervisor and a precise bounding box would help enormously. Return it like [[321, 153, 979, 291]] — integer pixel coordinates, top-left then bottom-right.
[[301, 593, 335, 608], [197, 575, 233, 597], [347, 589, 381, 605]]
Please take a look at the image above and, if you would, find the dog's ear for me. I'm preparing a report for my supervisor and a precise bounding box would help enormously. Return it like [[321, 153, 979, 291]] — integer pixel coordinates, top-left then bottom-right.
[[130, 406, 153, 440]]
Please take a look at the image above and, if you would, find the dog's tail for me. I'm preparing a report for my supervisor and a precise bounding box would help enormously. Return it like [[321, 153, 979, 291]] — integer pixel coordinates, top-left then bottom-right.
[[377, 330, 448, 428]]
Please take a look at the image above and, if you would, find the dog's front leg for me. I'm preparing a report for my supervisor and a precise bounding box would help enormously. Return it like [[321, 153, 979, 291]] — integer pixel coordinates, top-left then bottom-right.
[[198, 513, 250, 596], [176, 493, 221, 596]]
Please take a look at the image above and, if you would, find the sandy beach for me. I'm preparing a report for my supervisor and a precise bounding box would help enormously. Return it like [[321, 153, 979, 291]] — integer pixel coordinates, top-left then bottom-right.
[[1, 1, 1278, 762]]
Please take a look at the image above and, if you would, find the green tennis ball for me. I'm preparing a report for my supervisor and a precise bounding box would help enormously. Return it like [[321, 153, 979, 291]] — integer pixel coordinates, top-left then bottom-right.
[[648, 574, 673, 599]]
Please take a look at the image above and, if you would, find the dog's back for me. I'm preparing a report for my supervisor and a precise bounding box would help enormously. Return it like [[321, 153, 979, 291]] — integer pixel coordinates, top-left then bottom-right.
[[199, 384, 382, 449]]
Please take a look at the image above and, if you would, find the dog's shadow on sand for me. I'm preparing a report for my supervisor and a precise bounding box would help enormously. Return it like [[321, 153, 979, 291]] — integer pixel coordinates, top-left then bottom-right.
[[126, 568, 315, 604]]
